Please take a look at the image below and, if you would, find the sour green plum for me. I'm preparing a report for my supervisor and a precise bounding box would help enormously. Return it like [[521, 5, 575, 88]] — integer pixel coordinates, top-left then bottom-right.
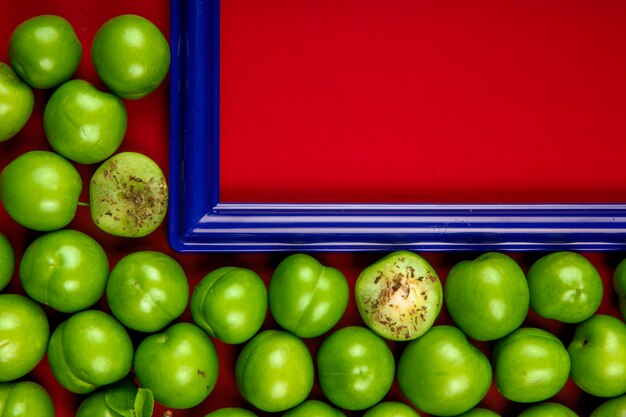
[[457, 409, 501, 417], [269, 254, 347, 338], [527, 252, 602, 323], [134, 323, 218, 409], [0, 233, 14, 291], [0, 381, 54, 417], [517, 403, 578, 417], [0, 150, 82, 231], [47, 310, 133, 393], [282, 400, 346, 417], [75, 391, 117, 417], [398, 325, 492, 416], [568, 315, 626, 397], [0, 62, 33, 141], [355, 251, 442, 341], [590, 395, 626, 417], [613, 259, 626, 320], [445, 252, 528, 341], [92, 15, 170, 99], [317, 326, 395, 411], [363, 401, 421, 417], [20, 229, 109, 313], [493, 327, 570, 403], [0, 294, 49, 382], [107, 251, 188, 332], [205, 409, 258, 417], [9, 15, 81, 89], [236, 330, 313, 412], [192, 266, 267, 344]]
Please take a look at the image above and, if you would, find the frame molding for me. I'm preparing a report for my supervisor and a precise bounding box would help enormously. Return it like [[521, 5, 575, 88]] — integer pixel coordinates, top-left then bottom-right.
[[169, 0, 626, 252]]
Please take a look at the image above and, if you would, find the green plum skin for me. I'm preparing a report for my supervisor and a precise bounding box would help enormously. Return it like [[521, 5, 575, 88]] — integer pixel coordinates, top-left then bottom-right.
[[590, 394, 626, 417], [75, 390, 118, 417], [47, 310, 133, 394], [90, 152, 168, 238], [282, 400, 346, 417], [107, 251, 188, 333], [355, 251, 443, 341], [134, 322, 219, 409], [445, 252, 529, 341], [236, 330, 314, 412], [568, 314, 626, 397], [613, 259, 626, 320], [397, 325, 492, 417], [269, 254, 348, 338], [44, 79, 127, 164], [191, 266, 267, 344], [457, 408, 501, 417], [517, 402, 579, 417], [0, 62, 34, 141], [493, 327, 570, 403], [9, 15, 81, 89], [20, 229, 109, 313], [363, 401, 421, 417], [92, 14, 170, 99], [317, 326, 395, 411], [0, 381, 55, 417], [0, 233, 14, 291], [205, 408, 258, 417], [0, 150, 82, 231], [0, 294, 49, 382], [527, 252, 603, 323]]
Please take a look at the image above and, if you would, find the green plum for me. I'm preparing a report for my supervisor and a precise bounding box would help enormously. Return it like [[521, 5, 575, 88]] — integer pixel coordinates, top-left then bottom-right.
[[0, 294, 49, 382], [191, 266, 267, 344], [107, 251, 188, 332], [0, 62, 33, 141], [527, 252, 603, 323], [398, 325, 492, 416], [92, 14, 170, 99], [590, 394, 626, 417], [0, 150, 82, 231], [445, 252, 529, 341], [568, 314, 626, 397], [613, 258, 626, 320], [517, 403, 578, 417], [75, 391, 118, 417], [9, 15, 81, 89], [363, 401, 421, 417], [205, 409, 258, 417], [0, 233, 14, 291], [317, 326, 395, 411], [236, 330, 313, 412], [282, 400, 346, 417], [90, 152, 168, 237], [269, 254, 348, 338], [44, 79, 127, 164], [47, 310, 133, 394], [134, 322, 218, 409], [355, 251, 442, 341], [76, 378, 153, 417], [0, 381, 54, 417], [20, 229, 109, 313], [457, 409, 501, 417], [493, 327, 570, 403]]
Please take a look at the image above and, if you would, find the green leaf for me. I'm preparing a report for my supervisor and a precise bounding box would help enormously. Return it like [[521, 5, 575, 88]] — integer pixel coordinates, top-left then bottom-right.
[[105, 378, 137, 417], [133, 387, 155, 417]]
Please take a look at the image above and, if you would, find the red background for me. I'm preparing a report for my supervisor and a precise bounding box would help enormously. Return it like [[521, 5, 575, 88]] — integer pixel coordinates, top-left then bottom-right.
[[1, 1, 625, 416], [220, 0, 626, 204]]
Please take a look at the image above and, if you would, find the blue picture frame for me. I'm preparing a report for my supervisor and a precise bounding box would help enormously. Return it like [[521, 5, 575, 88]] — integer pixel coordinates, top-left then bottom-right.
[[169, 0, 626, 252]]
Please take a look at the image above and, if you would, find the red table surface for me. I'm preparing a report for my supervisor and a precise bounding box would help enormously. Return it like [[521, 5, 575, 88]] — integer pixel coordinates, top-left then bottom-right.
[[0, 1, 625, 417]]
